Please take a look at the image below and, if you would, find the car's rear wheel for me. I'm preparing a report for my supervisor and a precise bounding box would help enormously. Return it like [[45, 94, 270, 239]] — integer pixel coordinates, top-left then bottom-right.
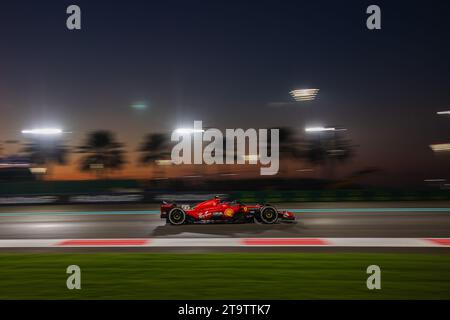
[[167, 208, 186, 225], [259, 206, 279, 224]]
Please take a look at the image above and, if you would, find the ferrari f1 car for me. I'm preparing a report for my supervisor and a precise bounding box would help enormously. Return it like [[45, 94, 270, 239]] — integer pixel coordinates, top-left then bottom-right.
[[160, 196, 295, 225]]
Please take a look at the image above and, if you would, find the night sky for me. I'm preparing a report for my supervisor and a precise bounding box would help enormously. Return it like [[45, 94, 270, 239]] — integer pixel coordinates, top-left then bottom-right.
[[0, 0, 449, 183]]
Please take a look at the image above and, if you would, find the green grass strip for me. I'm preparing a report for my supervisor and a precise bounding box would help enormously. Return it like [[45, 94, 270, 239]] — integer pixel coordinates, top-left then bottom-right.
[[0, 253, 449, 300]]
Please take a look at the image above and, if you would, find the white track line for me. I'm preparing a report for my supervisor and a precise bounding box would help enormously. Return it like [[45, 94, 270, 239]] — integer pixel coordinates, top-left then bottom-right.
[[0, 238, 448, 248]]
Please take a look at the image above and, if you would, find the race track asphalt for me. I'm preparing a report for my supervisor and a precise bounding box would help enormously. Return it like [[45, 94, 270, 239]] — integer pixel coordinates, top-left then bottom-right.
[[1, 202, 449, 252]]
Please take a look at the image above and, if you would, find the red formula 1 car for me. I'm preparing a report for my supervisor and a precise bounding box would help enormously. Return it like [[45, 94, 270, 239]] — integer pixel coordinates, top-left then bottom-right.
[[160, 196, 295, 225]]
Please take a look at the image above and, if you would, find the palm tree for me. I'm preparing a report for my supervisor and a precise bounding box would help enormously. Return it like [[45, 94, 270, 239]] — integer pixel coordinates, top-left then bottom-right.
[[78, 131, 125, 178], [138, 133, 171, 179], [301, 132, 354, 179], [22, 138, 69, 178], [267, 127, 301, 176]]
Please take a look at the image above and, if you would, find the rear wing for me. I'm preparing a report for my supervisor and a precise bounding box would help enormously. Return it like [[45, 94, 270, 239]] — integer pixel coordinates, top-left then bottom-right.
[[160, 202, 176, 218]]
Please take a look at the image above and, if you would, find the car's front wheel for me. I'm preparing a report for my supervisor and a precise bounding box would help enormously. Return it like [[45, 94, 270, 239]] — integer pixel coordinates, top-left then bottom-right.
[[167, 208, 186, 225], [258, 206, 279, 224]]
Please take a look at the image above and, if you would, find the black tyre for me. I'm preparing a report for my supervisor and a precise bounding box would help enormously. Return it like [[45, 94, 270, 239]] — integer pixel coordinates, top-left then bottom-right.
[[167, 208, 186, 225], [259, 206, 279, 224]]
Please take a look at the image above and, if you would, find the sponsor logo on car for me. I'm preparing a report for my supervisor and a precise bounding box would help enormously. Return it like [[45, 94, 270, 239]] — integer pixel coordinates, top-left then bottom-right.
[[224, 208, 234, 217]]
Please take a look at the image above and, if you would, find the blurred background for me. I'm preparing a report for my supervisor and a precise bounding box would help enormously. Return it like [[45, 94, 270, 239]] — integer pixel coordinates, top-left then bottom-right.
[[1, 0, 449, 201]]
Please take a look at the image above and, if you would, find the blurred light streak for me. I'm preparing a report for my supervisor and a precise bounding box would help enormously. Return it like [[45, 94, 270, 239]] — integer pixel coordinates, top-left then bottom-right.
[[131, 102, 148, 110], [437, 111, 450, 115], [175, 128, 205, 134], [155, 160, 172, 166], [21, 128, 63, 135], [243, 154, 259, 162], [89, 163, 104, 169], [29, 167, 47, 174], [305, 126, 336, 132], [290, 89, 319, 101], [0, 163, 30, 168], [430, 143, 450, 152]]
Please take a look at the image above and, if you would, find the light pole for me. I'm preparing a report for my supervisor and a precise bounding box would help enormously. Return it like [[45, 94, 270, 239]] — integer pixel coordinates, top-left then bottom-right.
[[431, 110, 450, 153], [20, 127, 69, 179], [304, 126, 348, 180]]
